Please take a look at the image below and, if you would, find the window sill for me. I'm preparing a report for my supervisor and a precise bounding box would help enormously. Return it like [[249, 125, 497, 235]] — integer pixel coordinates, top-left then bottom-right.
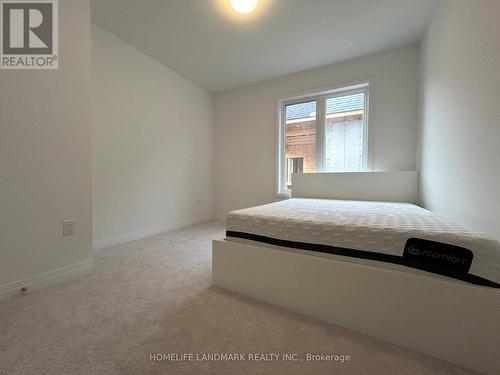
[[275, 192, 292, 198]]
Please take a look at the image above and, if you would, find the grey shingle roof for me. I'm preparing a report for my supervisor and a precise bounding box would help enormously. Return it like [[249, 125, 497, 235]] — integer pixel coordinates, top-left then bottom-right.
[[285, 92, 364, 120]]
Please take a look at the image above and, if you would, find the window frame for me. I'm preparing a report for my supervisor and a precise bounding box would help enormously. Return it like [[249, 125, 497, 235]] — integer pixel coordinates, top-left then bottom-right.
[[276, 79, 373, 197]]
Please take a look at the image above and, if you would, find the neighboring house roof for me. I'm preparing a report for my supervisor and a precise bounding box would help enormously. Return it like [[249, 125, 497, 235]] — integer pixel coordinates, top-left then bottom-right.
[[285, 92, 364, 120]]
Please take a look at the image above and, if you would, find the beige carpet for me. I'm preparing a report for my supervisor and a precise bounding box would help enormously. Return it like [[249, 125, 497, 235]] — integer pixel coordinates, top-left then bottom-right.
[[0, 222, 475, 375]]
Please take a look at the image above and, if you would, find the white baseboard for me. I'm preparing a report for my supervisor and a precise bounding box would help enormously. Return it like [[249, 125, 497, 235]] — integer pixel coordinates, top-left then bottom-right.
[[0, 259, 94, 300], [213, 213, 227, 221], [93, 216, 213, 250]]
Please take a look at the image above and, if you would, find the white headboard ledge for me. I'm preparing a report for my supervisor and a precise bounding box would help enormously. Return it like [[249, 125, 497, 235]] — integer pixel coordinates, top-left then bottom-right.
[[292, 171, 418, 204]]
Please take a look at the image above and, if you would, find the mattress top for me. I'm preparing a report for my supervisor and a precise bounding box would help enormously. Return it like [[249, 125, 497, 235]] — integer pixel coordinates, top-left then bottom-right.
[[226, 198, 500, 285], [228, 198, 486, 238]]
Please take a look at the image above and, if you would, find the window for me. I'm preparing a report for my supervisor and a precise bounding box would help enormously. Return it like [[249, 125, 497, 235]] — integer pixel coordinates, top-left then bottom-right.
[[277, 82, 370, 196]]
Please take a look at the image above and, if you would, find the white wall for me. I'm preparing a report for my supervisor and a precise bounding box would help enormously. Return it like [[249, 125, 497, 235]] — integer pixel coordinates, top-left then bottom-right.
[[419, 0, 500, 240], [0, 0, 93, 292], [91, 25, 213, 248], [213, 45, 420, 217]]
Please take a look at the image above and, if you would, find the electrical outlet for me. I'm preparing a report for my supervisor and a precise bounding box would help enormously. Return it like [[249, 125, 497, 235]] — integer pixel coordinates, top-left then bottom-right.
[[196, 198, 201, 206], [63, 220, 76, 236]]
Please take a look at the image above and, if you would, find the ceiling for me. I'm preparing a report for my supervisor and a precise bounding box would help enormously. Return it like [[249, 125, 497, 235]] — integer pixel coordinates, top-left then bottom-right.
[[91, 0, 438, 92]]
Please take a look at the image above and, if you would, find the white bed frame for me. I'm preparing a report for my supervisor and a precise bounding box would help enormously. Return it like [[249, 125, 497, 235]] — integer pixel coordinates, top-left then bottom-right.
[[212, 172, 500, 374], [291, 171, 418, 203]]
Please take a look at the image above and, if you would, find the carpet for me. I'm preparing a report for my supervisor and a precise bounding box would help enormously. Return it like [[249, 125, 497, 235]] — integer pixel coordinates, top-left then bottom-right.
[[0, 222, 475, 374]]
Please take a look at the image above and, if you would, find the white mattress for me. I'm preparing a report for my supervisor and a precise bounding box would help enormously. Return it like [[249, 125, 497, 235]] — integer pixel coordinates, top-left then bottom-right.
[[226, 198, 500, 286]]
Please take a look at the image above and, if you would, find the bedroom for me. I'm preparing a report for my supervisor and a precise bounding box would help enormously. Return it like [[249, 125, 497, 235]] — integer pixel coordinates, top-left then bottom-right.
[[0, 0, 499, 374]]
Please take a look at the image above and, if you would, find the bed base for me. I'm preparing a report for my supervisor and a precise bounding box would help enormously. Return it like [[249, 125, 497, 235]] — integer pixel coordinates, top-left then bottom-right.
[[212, 238, 500, 374]]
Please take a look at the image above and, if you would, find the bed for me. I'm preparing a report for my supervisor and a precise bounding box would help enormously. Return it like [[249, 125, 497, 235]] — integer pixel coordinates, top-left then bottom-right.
[[212, 172, 500, 374], [226, 198, 500, 288]]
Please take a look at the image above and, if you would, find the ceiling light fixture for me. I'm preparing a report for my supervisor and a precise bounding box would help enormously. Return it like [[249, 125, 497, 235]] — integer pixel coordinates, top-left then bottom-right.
[[230, 0, 258, 14]]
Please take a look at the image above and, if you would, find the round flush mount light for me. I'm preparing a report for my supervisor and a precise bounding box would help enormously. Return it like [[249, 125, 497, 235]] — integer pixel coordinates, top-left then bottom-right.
[[230, 0, 258, 14]]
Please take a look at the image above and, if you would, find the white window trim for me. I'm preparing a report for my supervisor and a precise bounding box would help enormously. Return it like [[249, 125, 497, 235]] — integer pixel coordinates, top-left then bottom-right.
[[275, 79, 374, 197]]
